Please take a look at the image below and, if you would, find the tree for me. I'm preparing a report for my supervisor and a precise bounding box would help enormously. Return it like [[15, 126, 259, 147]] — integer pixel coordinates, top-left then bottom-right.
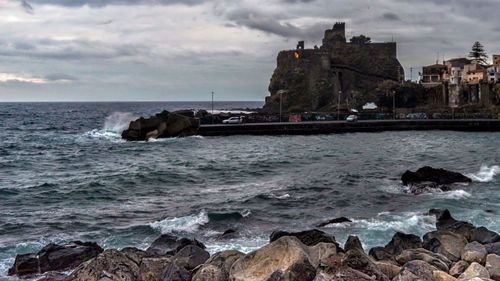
[[469, 41, 488, 65], [350, 35, 371, 44]]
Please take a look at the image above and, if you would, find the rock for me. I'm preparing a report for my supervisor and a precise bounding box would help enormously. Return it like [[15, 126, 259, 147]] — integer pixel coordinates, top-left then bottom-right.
[[313, 266, 375, 281], [471, 227, 500, 244], [374, 261, 401, 279], [229, 236, 316, 281], [429, 209, 476, 240], [423, 230, 468, 261], [459, 262, 490, 280], [406, 182, 452, 195], [462, 242, 488, 264], [8, 253, 40, 277], [172, 245, 210, 270], [316, 217, 352, 227], [218, 229, 238, 240], [485, 254, 500, 281], [395, 248, 451, 272], [37, 271, 68, 281], [341, 248, 389, 281], [147, 234, 205, 256], [138, 257, 172, 281], [369, 247, 394, 261], [122, 247, 154, 265], [344, 235, 364, 252], [485, 243, 500, 255], [401, 166, 471, 186], [192, 250, 245, 281], [393, 260, 438, 281], [308, 243, 339, 269], [68, 249, 140, 281], [370, 232, 422, 261], [163, 262, 191, 281], [450, 261, 470, 277], [269, 229, 339, 248], [122, 110, 199, 141], [434, 271, 458, 281]]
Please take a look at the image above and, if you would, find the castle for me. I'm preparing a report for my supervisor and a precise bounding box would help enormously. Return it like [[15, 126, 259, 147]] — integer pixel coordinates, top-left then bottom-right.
[[265, 23, 404, 112]]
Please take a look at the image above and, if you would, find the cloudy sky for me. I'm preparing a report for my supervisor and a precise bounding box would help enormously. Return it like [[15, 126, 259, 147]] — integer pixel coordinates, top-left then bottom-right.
[[1, 0, 499, 101]]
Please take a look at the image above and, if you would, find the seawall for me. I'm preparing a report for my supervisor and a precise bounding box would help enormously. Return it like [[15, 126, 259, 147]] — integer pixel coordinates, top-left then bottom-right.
[[199, 119, 500, 136]]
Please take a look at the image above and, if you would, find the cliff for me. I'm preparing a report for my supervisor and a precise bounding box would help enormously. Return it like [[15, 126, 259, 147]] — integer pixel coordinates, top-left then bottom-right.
[[264, 23, 404, 112]]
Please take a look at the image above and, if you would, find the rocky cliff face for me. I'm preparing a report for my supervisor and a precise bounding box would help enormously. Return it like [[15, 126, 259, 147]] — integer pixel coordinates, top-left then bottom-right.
[[264, 23, 404, 112]]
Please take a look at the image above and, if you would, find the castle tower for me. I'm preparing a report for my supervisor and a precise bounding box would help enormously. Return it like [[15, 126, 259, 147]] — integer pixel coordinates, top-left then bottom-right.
[[322, 22, 346, 48]]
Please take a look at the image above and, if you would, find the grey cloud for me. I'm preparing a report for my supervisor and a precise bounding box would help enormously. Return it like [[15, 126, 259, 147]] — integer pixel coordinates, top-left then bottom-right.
[[22, 0, 205, 8], [382, 13, 400, 21], [21, 0, 34, 14]]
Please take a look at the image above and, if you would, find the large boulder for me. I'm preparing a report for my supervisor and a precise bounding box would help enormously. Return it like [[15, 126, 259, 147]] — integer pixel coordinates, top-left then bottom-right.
[[485, 243, 500, 255], [8, 241, 103, 278], [192, 250, 245, 281], [393, 260, 438, 281], [341, 248, 389, 280], [146, 234, 205, 256], [121, 110, 199, 141], [423, 230, 468, 262], [395, 248, 451, 272], [462, 242, 488, 264], [344, 235, 364, 253], [313, 266, 375, 281], [163, 262, 191, 281], [450, 261, 470, 277], [172, 245, 210, 271], [67, 249, 140, 281], [458, 262, 490, 280], [470, 227, 500, 245], [401, 166, 471, 186], [374, 261, 401, 279], [433, 271, 459, 281], [485, 254, 500, 281], [316, 217, 352, 228], [369, 232, 422, 262], [269, 229, 338, 247], [138, 257, 172, 281], [229, 236, 317, 281]]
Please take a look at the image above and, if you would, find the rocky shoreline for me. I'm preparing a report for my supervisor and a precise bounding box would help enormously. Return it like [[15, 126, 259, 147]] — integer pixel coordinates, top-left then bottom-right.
[[7, 209, 500, 281]]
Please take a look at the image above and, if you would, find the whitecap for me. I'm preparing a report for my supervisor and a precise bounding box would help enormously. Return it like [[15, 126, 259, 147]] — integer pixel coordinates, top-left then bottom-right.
[[467, 165, 500, 182], [81, 112, 136, 141], [148, 211, 209, 234], [435, 189, 472, 200]]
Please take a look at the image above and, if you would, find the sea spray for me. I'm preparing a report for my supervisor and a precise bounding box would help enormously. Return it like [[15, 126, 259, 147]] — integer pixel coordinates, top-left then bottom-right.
[[103, 112, 136, 134], [149, 211, 209, 234], [467, 165, 500, 182]]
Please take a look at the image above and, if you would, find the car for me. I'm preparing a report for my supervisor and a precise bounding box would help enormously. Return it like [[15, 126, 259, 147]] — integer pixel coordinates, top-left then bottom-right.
[[406, 113, 428, 120], [346, 115, 358, 122], [222, 116, 244, 124]]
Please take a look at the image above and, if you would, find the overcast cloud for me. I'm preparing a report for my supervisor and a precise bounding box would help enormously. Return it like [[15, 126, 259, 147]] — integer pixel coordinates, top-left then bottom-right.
[[0, 0, 499, 101]]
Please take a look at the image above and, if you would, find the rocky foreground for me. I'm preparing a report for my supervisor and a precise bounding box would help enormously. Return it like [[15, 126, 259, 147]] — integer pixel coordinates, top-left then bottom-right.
[[7, 208, 500, 281]]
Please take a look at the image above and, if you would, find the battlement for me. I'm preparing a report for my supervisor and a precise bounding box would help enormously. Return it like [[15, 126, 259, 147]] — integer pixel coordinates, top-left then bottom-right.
[[323, 22, 346, 46]]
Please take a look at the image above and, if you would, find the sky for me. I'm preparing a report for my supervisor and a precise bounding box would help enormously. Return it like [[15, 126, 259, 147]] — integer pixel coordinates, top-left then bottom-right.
[[0, 0, 499, 102]]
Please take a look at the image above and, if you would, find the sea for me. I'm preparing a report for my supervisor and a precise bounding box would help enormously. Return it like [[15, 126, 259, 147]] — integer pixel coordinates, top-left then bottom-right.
[[0, 102, 499, 279]]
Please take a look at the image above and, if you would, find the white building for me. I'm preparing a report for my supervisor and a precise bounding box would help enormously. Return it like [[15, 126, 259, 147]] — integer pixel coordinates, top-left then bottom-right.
[[487, 65, 500, 84]]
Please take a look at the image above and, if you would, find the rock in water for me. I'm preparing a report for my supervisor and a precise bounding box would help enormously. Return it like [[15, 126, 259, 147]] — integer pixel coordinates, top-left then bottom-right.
[[401, 166, 471, 186], [269, 229, 339, 247], [121, 110, 199, 141], [428, 209, 476, 240], [146, 234, 205, 256], [470, 227, 500, 244]]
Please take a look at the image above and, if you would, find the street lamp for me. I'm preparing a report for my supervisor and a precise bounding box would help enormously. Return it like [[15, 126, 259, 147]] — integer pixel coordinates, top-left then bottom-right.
[[211, 91, 214, 124], [337, 90, 342, 120], [392, 90, 396, 120]]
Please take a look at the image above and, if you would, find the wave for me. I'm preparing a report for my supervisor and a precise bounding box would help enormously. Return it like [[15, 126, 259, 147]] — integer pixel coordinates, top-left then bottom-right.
[[149, 211, 209, 234], [467, 165, 500, 182], [434, 189, 472, 200], [82, 112, 136, 141]]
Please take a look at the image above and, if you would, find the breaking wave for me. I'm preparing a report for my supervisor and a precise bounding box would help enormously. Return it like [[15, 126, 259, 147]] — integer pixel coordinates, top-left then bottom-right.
[[82, 112, 136, 141], [467, 165, 500, 182], [434, 189, 472, 200], [149, 211, 209, 234]]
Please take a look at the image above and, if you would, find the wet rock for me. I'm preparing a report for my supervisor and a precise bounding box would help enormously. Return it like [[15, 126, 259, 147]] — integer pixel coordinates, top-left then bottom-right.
[[458, 262, 490, 280], [395, 248, 451, 272], [316, 217, 352, 227], [68, 249, 140, 281], [370, 232, 422, 262], [406, 182, 450, 195], [313, 266, 375, 281], [8, 253, 39, 278], [172, 245, 210, 270], [429, 209, 476, 240], [485, 254, 500, 281], [122, 110, 199, 141], [393, 260, 438, 281], [433, 271, 458, 281], [344, 235, 364, 252], [462, 242, 488, 264], [374, 261, 401, 279], [229, 236, 317, 281], [163, 262, 191, 281], [450, 261, 470, 277], [423, 230, 468, 261], [401, 166, 471, 186], [341, 248, 389, 281], [218, 229, 238, 240], [147, 234, 205, 256], [192, 250, 245, 281], [37, 271, 68, 281], [471, 227, 500, 245], [269, 229, 339, 248], [138, 257, 172, 281], [485, 243, 500, 255]]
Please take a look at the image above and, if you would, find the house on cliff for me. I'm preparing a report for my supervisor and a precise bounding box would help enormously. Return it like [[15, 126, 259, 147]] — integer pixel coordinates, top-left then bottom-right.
[[264, 23, 404, 112]]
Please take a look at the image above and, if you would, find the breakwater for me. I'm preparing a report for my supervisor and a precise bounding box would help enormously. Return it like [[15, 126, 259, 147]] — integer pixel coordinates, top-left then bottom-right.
[[199, 119, 500, 136]]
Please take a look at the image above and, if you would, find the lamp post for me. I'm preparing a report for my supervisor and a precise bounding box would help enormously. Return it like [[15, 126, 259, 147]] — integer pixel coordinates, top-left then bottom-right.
[[279, 91, 283, 123], [337, 90, 342, 120], [211, 91, 214, 124], [392, 90, 396, 120]]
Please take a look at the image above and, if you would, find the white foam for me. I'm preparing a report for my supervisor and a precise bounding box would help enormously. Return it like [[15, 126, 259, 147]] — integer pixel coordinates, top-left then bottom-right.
[[103, 112, 135, 133], [435, 189, 472, 200], [467, 165, 500, 182], [148, 211, 209, 234]]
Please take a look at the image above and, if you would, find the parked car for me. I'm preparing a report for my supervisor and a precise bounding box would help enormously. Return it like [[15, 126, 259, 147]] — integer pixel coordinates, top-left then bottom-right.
[[406, 113, 428, 119], [222, 116, 244, 124], [346, 115, 358, 122]]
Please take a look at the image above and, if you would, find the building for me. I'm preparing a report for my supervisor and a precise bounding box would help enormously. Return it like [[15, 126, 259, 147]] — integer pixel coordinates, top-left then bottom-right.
[[463, 63, 486, 84], [420, 64, 447, 87], [487, 65, 500, 83], [493, 55, 500, 66]]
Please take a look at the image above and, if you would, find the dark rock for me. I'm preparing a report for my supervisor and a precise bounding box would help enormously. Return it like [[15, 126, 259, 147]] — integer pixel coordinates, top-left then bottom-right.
[[121, 247, 155, 265], [461, 241, 487, 264], [269, 229, 339, 247], [401, 166, 471, 186], [428, 209, 476, 240], [384, 232, 422, 256], [147, 234, 205, 256], [192, 250, 245, 281], [395, 248, 451, 272], [36, 271, 68, 281], [218, 229, 238, 240], [406, 182, 451, 195], [423, 230, 468, 262], [138, 257, 172, 281], [37, 241, 103, 273], [173, 245, 210, 271], [316, 217, 352, 227], [485, 242, 500, 255], [163, 262, 191, 281], [344, 235, 364, 252], [341, 248, 389, 281], [471, 227, 500, 244], [8, 253, 39, 277], [173, 110, 195, 118], [313, 266, 376, 281], [449, 260, 470, 277], [393, 260, 438, 281], [369, 247, 394, 261]]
